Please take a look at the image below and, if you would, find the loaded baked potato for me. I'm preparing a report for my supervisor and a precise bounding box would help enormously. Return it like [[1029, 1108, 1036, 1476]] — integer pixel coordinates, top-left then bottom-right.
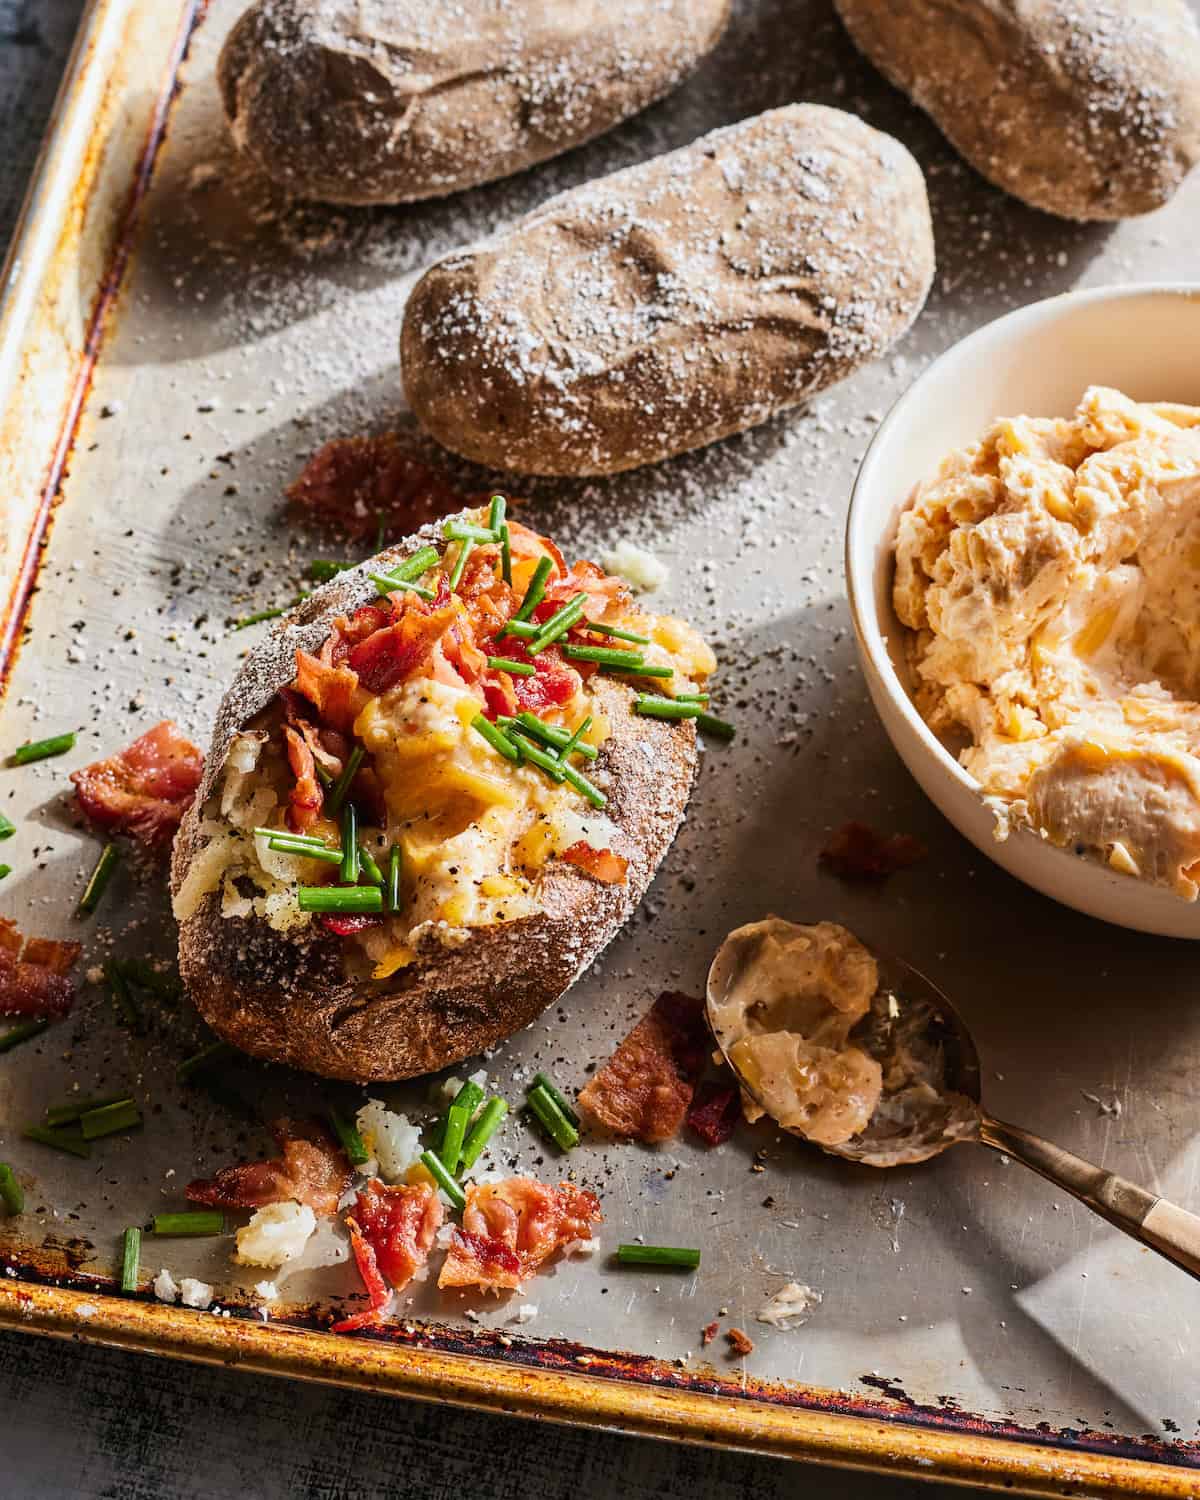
[[171, 506, 718, 1081]]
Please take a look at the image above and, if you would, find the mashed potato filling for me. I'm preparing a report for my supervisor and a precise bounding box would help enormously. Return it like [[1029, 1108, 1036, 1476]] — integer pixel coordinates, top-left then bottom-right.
[[894, 386, 1200, 898]]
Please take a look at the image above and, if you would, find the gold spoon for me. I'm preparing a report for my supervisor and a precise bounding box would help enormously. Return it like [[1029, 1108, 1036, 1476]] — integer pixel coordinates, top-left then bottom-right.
[[707, 918, 1200, 1281]]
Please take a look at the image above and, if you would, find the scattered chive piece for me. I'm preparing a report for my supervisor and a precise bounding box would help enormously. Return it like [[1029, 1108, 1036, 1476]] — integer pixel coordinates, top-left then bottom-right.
[[526, 1084, 580, 1151], [150, 1211, 224, 1237], [0, 1164, 22, 1216], [116, 959, 181, 998], [45, 1092, 128, 1128], [443, 520, 500, 545], [616, 1244, 700, 1270], [511, 556, 553, 623], [121, 1226, 140, 1291], [500, 524, 512, 587], [0, 866, 9, 881], [297, 885, 383, 914], [80, 1098, 141, 1140], [562, 644, 644, 668], [527, 594, 586, 655], [105, 959, 144, 1034], [487, 656, 535, 677], [420, 1149, 466, 1211], [23, 1125, 90, 1159], [606, 661, 673, 679], [487, 495, 506, 532], [634, 696, 735, 739], [329, 1108, 369, 1167], [531, 1072, 580, 1128], [0, 1020, 49, 1053], [471, 714, 520, 763], [357, 843, 384, 886], [387, 843, 402, 913], [560, 760, 606, 809], [327, 745, 364, 816], [177, 1039, 235, 1084], [370, 572, 434, 602], [458, 1096, 508, 1173], [253, 826, 326, 847], [314, 761, 333, 787], [77, 842, 120, 917], [10, 732, 75, 766], [585, 621, 650, 645], [437, 1080, 484, 1159], [674, 693, 710, 704], [556, 715, 592, 766], [505, 713, 598, 761], [390, 546, 440, 582], [500, 619, 538, 639], [232, 596, 309, 630], [309, 559, 353, 582], [340, 804, 360, 885], [440, 1098, 475, 1176], [448, 538, 474, 592], [0, 813, 14, 839], [266, 837, 342, 865], [508, 731, 567, 782]]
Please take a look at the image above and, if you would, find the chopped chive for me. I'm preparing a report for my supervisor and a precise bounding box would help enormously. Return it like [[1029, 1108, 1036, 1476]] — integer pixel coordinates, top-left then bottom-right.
[[23, 1125, 90, 1159], [0, 866, 10, 881], [266, 836, 343, 865], [508, 731, 566, 782], [10, 732, 76, 766], [448, 538, 474, 592], [556, 716, 593, 766], [531, 1072, 580, 1128], [298, 885, 383, 914], [390, 546, 440, 582], [674, 693, 710, 704], [150, 1211, 225, 1237], [369, 572, 434, 601], [500, 619, 538, 639], [80, 1098, 141, 1140], [339, 804, 360, 885], [616, 1244, 700, 1270], [511, 556, 553, 624], [420, 1149, 466, 1211], [585, 621, 650, 645], [327, 745, 363, 816], [121, 1226, 141, 1291], [606, 661, 673, 679], [437, 1080, 484, 1156], [500, 524, 512, 587], [357, 843, 384, 886], [231, 596, 309, 630], [504, 714, 598, 761], [527, 594, 586, 655], [314, 761, 333, 787], [0, 1164, 23, 1216], [0, 813, 14, 839], [309, 559, 353, 582], [45, 1092, 129, 1128], [471, 714, 521, 763], [105, 959, 144, 1034], [560, 761, 606, 809], [387, 843, 402, 913], [526, 1084, 579, 1151], [253, 826, 325, 847], [458, 1097, 508, 1173], [634, 696, 735, 738], [329, 1108, 369, 1167], [443, 520, 500, 545], [487, 656, 535, 677], [177, 1039, 235, 1084], [440, 1083, 484, 1175], [77, 842, 120, 917], [116, 959, 181, 998], [562, 644, 644, 668], [0, 1020, 49, 1053]]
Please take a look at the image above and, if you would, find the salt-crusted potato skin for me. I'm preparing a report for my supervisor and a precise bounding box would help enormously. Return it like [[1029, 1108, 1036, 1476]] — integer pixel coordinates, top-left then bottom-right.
[[400, 105, 934, 477], [217, 0, 730, 207], [170, 524, 697, 1083], [834, 0, 1200, 221]]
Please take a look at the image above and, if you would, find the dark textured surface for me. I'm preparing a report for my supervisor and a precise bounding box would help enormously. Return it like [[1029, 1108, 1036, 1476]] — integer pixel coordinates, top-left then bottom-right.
[[0, 5, 958, 1494]]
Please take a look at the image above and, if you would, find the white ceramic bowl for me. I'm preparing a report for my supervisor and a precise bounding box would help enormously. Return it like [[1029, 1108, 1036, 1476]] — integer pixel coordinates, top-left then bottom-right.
[[846, 283, 1200, 938]]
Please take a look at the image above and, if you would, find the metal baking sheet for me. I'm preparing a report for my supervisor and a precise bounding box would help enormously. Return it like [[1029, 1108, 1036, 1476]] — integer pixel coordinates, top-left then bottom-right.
[[3, 0, 1200, 1492]]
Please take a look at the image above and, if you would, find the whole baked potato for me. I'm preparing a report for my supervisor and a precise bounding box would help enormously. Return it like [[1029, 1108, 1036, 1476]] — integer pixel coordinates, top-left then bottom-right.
[[834, 0, 1200, 221], [171, 507, 716, 1082], [217, 0, 731, 206], [400, 104, 935, 477]]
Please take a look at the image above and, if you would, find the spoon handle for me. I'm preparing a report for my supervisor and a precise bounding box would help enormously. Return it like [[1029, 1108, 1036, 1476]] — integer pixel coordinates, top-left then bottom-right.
[[979, 1114, 1200, 1280]]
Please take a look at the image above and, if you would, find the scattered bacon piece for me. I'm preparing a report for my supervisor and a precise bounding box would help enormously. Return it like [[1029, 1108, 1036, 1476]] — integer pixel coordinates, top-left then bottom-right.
[[686, 1084, 741, 1148], [512, 649, 581, 714], [819, 821, 926, 881], [438, 1178, 602, 1292], [727, 1327, 754, 1357], [507, 520, 566, 576], [701, 1320, 720, 1346], [319, 914, 384, 936], [287, 433, 465, 541], [346, 1180, 443, 1292], [331, 1218, 392, 1333], [283, 724, 323, 833], [560, 842, 628, 886], [578, 993, 709, 1143], [70, 720, 203, 849], [0, 919, 80, 1018], [347, 601, 458, 695], [186, 1118, 350, 1217], [292, 648, 364, 736]]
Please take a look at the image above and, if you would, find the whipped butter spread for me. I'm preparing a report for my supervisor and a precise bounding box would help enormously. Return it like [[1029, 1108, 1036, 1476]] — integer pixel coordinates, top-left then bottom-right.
[[894, 386, 1200, 898]]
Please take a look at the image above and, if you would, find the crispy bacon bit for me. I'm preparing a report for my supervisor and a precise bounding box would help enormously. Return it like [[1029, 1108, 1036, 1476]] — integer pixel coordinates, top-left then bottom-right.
[[319, 913, 383, 936], [0, 919, 80, 1018], [578, 992, 709, 1143], [283, 724, 323, 833], [438, 1178, 602, 1292], [345, 1180, 443, 1291], [186, 1118, 350, 1217], [560, 842, 629, 886], [727, 1327, 754, 1357], [511, 649, 581, 714], [701, 1319, 720, 1346], [686, 1084, 741, 1148], [287, 433, 465, 541], [331, 1218, 392, 1333], [293, 647, 364, 735], [819, 821, 926, 881], [346, 601, 458, 695], [70, 720, 203, 849]]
